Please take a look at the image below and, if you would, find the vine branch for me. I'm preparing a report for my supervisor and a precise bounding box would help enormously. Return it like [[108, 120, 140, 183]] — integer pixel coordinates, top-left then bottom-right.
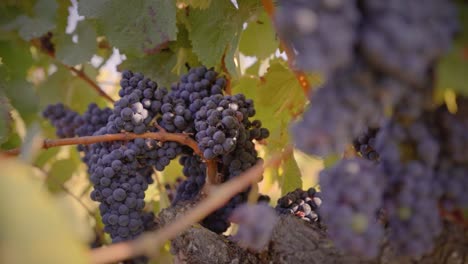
[[261, 0, 311, 97], [89, 147, 291, 264], [3, 131, 218, 188], [4, 132, 201, 157]]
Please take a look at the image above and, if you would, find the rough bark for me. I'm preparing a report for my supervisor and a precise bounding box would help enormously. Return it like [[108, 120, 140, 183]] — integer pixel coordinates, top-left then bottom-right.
[[153, 201, 468, 264]]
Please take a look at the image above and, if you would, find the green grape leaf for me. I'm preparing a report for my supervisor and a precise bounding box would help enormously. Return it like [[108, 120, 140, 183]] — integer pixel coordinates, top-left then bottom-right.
[[34, 148, 60, 168], [0, 95, 12, 145], [233, 59, 311, 189], [0, 39, 38, 124], [3, 0, 57, 41], [47, 159, 78, 193], [78, 0, 177, 56], [234, 59, 308, 151], [55, 0, 70, 32], [0, 159, 89, 264], [239, 11, 279, 60], [0, 8, 22, 30], [245, 59, 261, 76], [118, 16, 199, 87], [280, 153, 303, 195], [177, 0, 212, 9], [437, 44, 468, 96], [437, 3, 468, 96], [187, 0, 260, 74], [169, 23, 201, 76], [119, 51, 180, 89], [55, 20, 97, 66]]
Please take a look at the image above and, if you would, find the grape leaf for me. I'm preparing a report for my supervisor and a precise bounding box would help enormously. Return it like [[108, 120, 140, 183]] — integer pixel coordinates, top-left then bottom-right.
[[437, 3, 468, 96], [280, 153, 303, 195], [55, 20, 97, 66], [47, 159, 79, 193], [437, 44, 468, 96], [0, 159, 89, 264], [78, 0, 177, 56], [34, 148, 60, 168], [0, 39, 38, 124], [120, 51, 180, 89], [0, 95, 12, 145], [233, 59, 308, 151], [239, 11, 278, 60], [3, 0, 57, 41], [186, 0, 260, 74], [119, 22, 200, 89], [233, 59, 311, 189]]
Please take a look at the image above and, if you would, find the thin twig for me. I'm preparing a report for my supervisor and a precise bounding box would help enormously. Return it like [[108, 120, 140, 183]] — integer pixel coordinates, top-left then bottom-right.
[[67, 66, 115, 103], [90, 147, 292, 264], [31, 40, 115, 103], [261, 0, 311, 96], [3, 132, 201, 157]]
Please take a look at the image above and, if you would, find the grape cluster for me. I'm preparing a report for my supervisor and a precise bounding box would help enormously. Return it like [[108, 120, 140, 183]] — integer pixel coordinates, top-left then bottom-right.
[[289, 0, 459, 157], [383, 162, 442, 257], [433, 102, 468, 211], [110, 71, 160, 134], [292, 63, 384, 156], [360, 0, 459, 84], [83, 71, 198, 243], [87, 135, 156, 242], [163, 67, 270, 233], [283, 1, 463, 257], [170, 66, 225, 108], [437, 165, 468, 211], [353, 127, 379, 161], [275, 0, 360, 75], [375, 120, 440, 168], [172, 155, 206, 204], [194, 94, 268, 159], [199, 118, 268, 233], [43, 103, 84, 138], [43, 103, 113, 139], [319, 158, 385, 258], [42, 99, 157, 245], [75, 103, 113, 137], [229, 203, 278, 251], [275, 188, 321, 223]]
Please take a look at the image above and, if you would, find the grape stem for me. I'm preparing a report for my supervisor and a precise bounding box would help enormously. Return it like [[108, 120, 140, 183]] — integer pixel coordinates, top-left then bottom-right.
[[261, 0, 311, 97], [89, 147, 292, 264]]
